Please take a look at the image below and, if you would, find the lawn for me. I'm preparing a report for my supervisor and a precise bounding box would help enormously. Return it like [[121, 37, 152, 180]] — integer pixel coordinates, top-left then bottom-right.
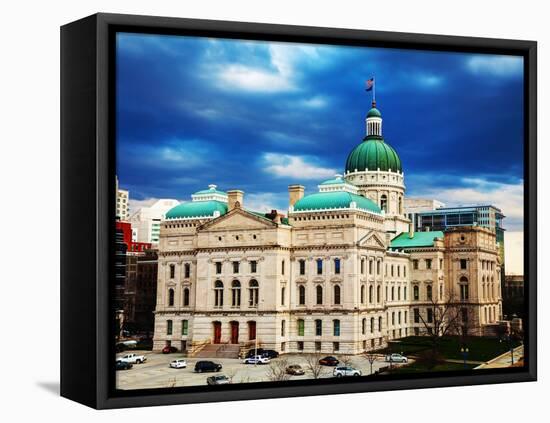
[[375, 336, 521, 362]]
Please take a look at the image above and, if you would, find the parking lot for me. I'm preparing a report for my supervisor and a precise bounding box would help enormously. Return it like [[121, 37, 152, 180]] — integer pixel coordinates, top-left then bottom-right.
[[116, 350, 409, 390]]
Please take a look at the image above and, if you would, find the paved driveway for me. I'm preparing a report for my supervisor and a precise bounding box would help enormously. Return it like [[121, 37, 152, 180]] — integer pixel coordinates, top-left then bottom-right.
[[116, 351, 403, 390]]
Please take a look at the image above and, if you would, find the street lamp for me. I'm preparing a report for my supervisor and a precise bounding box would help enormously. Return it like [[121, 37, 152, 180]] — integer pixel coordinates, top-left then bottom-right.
[[460, 346, 469, 369]]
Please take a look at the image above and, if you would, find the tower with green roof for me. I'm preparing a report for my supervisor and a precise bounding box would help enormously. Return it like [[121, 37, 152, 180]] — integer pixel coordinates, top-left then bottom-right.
[[344, 100, 410, 235]]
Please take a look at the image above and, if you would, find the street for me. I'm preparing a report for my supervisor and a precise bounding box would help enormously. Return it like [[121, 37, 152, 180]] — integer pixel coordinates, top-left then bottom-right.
[[116, 351, 401, 390]]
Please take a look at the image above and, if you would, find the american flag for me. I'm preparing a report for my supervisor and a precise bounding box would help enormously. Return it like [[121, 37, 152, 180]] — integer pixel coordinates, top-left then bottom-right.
[[365, 78, 374, 92]]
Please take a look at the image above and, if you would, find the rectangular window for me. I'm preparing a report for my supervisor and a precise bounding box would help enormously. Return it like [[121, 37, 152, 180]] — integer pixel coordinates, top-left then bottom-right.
[[460, 259, 467, 270], [315, 319, 322, 336], [169, 264, 175, 279], [166, 320, 173, 335], [317, 258, 323, 275], [439, 258, 443, 269], [377, 261, 381, 275], [299, 259, 306, 275], [334, 258, 341, 274], [281, 287, 285, 306], [427, 308, 433, 323], [281, 260, 285, 275], [361, 258, 365, 274], [215, 262, 222, 274], [413, 260, 419, 270], [414, 308, 420, 323], [398, 312, 401, 324], [369, 260, 373, 275], [233, 261, 240, 273], [181, 320, 188, 335], [250, 260, 257, 273], [315, 341, 322, 352], [425, 259, 432, 270], [333, 320, 340, 336], [281, 320, 286, 336], [297, 341, 304, 351], [298, 319, 305, 336], [391, 312, 395, 325], [184, 263, 190, 278]]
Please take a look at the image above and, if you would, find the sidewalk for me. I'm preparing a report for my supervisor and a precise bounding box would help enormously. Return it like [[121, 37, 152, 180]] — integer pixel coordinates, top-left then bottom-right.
[[474, 345, 524, 369]]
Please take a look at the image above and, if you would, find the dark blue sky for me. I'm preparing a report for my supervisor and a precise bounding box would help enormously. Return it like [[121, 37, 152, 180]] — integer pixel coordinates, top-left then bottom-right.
[[116, 32, 524, 232]]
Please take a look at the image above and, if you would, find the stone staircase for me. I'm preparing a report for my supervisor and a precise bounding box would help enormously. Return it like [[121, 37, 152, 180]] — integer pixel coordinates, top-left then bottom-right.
[[193, 343, 241, 359]]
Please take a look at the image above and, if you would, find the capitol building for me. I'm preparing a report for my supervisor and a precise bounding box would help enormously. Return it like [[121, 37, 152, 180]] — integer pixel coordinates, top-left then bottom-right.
[[152, 102, 503, 356]]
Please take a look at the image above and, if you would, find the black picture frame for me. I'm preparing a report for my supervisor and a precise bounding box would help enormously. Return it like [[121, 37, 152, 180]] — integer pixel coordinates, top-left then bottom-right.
[[60, 12, 537, 409]]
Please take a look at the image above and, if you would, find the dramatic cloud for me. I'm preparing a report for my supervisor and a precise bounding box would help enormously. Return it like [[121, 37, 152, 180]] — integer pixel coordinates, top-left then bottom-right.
[[262, 153, 337, 180], [466, 55, 523, 77]]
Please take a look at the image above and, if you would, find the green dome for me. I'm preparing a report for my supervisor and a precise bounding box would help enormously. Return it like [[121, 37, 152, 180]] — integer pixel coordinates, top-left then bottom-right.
[[367, 107, 381, 118], [345, 138, 402, 173], [165, 200, 228, 220], [293, 191, 381, 214]]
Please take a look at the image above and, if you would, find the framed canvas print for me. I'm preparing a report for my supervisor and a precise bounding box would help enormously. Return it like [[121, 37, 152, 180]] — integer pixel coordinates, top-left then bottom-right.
[[60, 13, 537, 409]]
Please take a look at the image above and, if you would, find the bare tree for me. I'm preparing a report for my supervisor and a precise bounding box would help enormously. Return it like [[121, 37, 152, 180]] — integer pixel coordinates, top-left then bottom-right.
[[339, 355, 353, 367], [224, 367, 239, 384], [304, 353, 327, 379], [363, 351, 378, 375], [265, 358, 291, 382], [415, 289, 464, 363]]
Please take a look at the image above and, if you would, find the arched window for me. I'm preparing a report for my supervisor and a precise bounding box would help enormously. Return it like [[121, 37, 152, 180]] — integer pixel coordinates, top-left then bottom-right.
[[361, 285, 366, 304], [370, 317, 375, 333], [168, 288, 175, 306], [426, 285, 433, 300], [281, 320, 286, 336], [398, 286, 401, 300], [183, 287, 190, 306], [362, 318, 366, 335], [316, 285, 323, 305], [369, 285, 373, 303], [377, 285, 381, 303], [380, 195, 388, 212], [391, 286, 395, 301], [459, 276, 469, 300], [333, 319, 340, 336], [413, 285, 419, 300], [404, 286, 407, 300], [298, 285, 306, 305], [231, 280, 241, 307], [316, 258, 323, 275], [334, 285, 341, 305], [378, 316, 382, 331], [281, 286, 285, 306], [249, 279, 259, 307], [214, 280, 223, 307], [398, 196, 403, 214]]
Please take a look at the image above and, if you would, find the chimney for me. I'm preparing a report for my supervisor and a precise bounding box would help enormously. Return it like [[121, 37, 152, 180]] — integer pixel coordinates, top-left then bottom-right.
[[408, 222, 414, 239], [227, 190, 244, 211], [288, 185, 305, 207]]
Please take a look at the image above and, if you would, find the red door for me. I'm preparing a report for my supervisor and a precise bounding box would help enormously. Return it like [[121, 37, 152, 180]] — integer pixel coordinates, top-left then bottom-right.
[[213, 321, 222, 344], [248, 321, 256, 341], [230, 321, 239, 344]]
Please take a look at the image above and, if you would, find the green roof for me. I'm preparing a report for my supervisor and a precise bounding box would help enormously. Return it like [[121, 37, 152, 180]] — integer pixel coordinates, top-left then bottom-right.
[[390, 231, 444, 249], [193, 188, 227, 196], [320, 177, 345, 185], [165, 200, 228, 219], [345, 138, 402, 173], [293, 191, 381, 214], [367, 107, 382, 118]]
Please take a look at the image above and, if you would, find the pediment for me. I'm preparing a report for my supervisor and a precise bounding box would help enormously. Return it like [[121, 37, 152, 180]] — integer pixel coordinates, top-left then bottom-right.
[[198, 208, 277, 231], [358, 231, 387, 249]]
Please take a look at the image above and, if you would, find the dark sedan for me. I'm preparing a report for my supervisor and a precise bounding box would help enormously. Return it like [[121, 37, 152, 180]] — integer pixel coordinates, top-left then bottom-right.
[[195, 360, 223, 373], [319, 356, 339, 366], [116, 360, 133, 371]]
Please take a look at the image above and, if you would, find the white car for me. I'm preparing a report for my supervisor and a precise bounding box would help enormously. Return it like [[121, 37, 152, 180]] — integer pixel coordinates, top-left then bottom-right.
[[117, 353, 147, 364], [333, 366, 362, 377], [385, 353, 408, 363], [170, 359, 187, 369], [243, 355, 271, 365]]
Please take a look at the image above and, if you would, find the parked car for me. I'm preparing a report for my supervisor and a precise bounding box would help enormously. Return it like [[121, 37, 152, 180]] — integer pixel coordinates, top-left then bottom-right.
[[117, 353, 146, 364], [194, 361, 222, 373], [162, 345, 178, 354], [243, 355, 271, 365], [333, 366, 362, 377], [169, 359, 187, 369], [261, 349, 280, 359], [286, 364, 305, 375], [385, 353, 408, 363], [116, 360, 133, 371], [319, 356, 339, 366], [245, 348, 265, 358], [207, 375, 231, 385]]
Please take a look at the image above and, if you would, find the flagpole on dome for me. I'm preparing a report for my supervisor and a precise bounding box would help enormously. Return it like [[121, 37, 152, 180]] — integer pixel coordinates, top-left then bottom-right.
[[372, 76, 376, 105]]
